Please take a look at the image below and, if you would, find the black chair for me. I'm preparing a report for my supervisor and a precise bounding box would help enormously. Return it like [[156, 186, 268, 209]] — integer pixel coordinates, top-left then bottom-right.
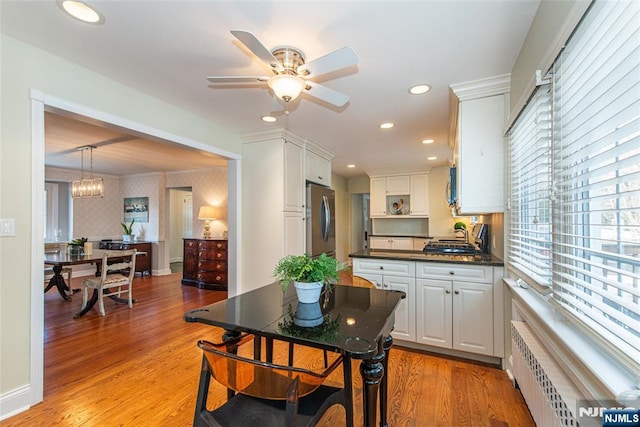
[[194, 335, 351, 427]]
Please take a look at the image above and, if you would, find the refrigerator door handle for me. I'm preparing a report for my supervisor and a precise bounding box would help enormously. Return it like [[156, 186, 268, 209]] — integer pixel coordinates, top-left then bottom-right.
[[321, 195, 330, 242]]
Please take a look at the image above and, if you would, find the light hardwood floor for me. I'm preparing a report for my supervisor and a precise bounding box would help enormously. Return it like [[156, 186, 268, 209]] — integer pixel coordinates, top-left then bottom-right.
[[4, 271, 534, 426]]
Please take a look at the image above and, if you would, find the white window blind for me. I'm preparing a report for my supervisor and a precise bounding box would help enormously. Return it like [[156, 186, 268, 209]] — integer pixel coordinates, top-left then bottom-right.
[[508, 87, 553, 288], [552, 0, 640, 363]]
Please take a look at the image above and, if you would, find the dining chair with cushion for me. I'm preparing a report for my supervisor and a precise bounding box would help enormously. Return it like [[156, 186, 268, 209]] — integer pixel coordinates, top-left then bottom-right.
[[81, 249, 137, 316], [195, 335, 350, 427], [351, 275, 377, 288]]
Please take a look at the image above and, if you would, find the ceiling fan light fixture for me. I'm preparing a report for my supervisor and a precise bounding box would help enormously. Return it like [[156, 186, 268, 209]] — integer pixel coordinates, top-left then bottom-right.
[[268, 75, 305, 102]]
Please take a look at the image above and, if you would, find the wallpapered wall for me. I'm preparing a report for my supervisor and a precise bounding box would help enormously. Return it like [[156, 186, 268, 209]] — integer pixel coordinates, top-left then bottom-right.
[[45, 166, 228, 242], [166, 167, 228, 239]]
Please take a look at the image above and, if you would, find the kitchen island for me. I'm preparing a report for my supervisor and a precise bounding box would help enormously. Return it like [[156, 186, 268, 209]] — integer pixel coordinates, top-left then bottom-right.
[[349, 249, 505, 365]]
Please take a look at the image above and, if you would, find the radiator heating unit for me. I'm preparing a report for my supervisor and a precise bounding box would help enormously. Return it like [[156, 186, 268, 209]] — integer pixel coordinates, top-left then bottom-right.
[[511, 321, 584, 427]]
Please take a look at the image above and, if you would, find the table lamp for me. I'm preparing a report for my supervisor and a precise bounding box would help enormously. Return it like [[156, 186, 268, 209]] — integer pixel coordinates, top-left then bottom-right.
[[198, 206, 218, 239]]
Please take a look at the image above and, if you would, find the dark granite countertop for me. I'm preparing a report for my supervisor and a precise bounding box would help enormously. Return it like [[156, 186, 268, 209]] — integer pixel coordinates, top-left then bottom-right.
[[349, 249, 504, 267]]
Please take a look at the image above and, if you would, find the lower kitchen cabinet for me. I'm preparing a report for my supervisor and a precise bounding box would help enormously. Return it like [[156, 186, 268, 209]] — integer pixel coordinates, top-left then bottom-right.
[[369, 236, 413, 250], [352, 258, 415, 341], [182, 238, 228, 291], [416, 278, 493, 356], [353, 256, 504, 360]]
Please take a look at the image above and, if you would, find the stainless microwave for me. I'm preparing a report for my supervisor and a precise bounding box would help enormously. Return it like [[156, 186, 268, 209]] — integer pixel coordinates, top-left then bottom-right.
[[446, 166, 457, 207]]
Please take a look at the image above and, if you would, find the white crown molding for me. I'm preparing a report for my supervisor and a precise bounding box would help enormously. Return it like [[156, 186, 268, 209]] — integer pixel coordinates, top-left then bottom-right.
[[450, 73, 511, 101]]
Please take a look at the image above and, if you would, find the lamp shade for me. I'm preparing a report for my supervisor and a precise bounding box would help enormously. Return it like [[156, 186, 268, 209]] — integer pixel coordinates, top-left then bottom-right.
[[198, 206, 218, 220], [268, 75, 305, 102]]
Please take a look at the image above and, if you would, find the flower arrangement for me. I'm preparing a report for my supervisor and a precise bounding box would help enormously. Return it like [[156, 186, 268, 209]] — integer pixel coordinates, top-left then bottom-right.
[[69, 237, 88, 247], [273, 253, 347, 293]]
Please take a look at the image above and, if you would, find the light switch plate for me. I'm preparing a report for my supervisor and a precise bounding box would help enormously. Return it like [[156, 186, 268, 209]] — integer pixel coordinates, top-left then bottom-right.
[[0, 218, 16, 236]]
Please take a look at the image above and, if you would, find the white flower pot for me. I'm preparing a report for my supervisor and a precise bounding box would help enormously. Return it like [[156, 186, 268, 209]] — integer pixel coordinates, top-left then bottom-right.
[[293, 281, 324, 304], [122, 234, 135, 242]]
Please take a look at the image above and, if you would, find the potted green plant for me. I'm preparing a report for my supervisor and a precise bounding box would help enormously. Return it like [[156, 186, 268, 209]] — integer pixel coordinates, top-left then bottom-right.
[[121, 218, 135, 242], [454, 221, 467, 238], [68, 237, 88, 256], [273, 253, 346, 303]]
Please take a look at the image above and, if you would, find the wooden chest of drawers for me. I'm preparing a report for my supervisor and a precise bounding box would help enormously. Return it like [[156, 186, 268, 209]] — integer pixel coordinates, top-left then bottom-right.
[[182, 238, 228, 291]]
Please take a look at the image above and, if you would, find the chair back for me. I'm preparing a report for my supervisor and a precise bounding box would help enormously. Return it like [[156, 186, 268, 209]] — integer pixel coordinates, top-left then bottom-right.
[[351, 275, 377, 288], [197, 339, 342, 400], [101, 249, 137, 284]]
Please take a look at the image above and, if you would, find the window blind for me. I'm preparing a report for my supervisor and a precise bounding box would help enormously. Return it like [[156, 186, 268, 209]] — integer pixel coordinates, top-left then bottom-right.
[[552, 0, 640, 363], [508, 87, 553, 288]]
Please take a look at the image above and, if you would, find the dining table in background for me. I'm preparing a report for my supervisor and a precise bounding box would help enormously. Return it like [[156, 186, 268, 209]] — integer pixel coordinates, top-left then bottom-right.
[[184, 281, 405, 427], [44, 249, 143, 318]]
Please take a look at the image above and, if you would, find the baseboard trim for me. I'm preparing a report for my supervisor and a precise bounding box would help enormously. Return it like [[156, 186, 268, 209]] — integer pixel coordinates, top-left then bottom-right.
[[0, 384, 32, 421]]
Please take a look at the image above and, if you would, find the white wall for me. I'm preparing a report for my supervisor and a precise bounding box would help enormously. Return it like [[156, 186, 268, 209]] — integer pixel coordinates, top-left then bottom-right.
[[0, 33, 241, 414]]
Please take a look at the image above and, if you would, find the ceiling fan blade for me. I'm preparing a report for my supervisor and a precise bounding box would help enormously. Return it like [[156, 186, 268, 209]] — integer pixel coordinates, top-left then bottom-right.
[[207, 76, 269, 83], [230, 30, 284, 72], [298, 47, 358, 78], [304, 81, 350, 107]]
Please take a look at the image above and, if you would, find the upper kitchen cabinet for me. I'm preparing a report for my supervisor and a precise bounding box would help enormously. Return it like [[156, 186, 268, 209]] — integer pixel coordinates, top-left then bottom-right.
[[305, 141, 332, 187], [369, 172, 429, 218], [450, 74, 510, 214]]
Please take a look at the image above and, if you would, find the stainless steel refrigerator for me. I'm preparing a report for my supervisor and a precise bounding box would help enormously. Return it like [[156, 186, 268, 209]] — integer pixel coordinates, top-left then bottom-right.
[[306, 182, 336, 258]]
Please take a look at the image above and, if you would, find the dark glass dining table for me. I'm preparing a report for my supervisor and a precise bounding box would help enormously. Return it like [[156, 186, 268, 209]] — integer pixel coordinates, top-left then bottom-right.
[[184, 281, 405, 427]]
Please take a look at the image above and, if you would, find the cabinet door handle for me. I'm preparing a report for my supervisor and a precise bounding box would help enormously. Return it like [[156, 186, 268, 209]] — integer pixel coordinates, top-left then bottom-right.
[[446, 290, 451, 294], [383, 283, 389, 288], [454, 290, 460, 295], [379, 266, 384, 270], [449, 271, 455, 275]]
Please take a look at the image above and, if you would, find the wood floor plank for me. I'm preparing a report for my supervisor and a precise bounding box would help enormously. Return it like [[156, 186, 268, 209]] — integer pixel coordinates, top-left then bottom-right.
[[3, 271, 535, 426]]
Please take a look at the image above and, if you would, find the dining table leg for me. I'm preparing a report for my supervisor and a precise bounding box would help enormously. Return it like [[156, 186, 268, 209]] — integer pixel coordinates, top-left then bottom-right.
[[360, 350, 385, 427], [44, 265, 72, 301], [380, 335, 393, 427]]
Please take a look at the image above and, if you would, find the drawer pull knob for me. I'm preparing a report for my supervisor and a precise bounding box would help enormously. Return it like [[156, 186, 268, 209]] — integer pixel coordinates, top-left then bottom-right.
[[449, 271, 455, 275], [446, 290, 451, 294], [454, 290, 460, 295], [379, 266, 384, 270]]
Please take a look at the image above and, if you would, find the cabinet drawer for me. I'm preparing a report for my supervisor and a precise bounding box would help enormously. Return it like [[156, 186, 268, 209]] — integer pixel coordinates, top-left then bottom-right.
[[198, 249, 227, 261], [196, 271, 227, 284], [199, 240, 227, 251], [353, 258, 415, 277], [416, 263, 493, 283], [197, 260, 227, 272]]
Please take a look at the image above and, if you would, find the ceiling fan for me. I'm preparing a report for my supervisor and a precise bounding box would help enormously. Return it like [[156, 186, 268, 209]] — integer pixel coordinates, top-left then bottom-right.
[[207, 30, 358, 107]]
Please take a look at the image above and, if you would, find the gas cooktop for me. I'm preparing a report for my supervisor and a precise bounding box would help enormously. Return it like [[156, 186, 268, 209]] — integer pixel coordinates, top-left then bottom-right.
[[422, 240, 482, 255]]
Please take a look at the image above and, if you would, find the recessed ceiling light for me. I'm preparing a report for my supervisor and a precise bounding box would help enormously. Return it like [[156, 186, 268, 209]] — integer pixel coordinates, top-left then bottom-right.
[[347, 164, 356, 168], [379, 122, 395, 129], [409, 84, 431, 95], [261, 115, 277, 123], [427, 156, 438, 161], [58, 1, 104, 24], [422, 139, 434, 144]]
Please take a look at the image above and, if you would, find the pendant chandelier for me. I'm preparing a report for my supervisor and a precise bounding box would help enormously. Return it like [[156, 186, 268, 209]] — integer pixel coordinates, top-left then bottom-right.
[[71, 145, 104, 198]]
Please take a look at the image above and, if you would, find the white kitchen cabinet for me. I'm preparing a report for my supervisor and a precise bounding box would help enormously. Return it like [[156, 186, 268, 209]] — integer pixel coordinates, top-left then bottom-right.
[[409, 174, 429, 216], [352, 258, 415, 342], [370, 177, 387, 216], [385, 175, 410, 195], [305, 149, 331, 187], [416, 263, 494, 356], [283, 140, 304, 212], [369, 236, 413, 250], [450, 75, 509, 214], [283, 211, 305, 256], [369, 173, 429, 218]]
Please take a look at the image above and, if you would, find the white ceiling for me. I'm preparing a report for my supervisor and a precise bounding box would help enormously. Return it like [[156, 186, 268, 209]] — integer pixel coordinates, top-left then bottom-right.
[[1, 0, 540, 178]]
